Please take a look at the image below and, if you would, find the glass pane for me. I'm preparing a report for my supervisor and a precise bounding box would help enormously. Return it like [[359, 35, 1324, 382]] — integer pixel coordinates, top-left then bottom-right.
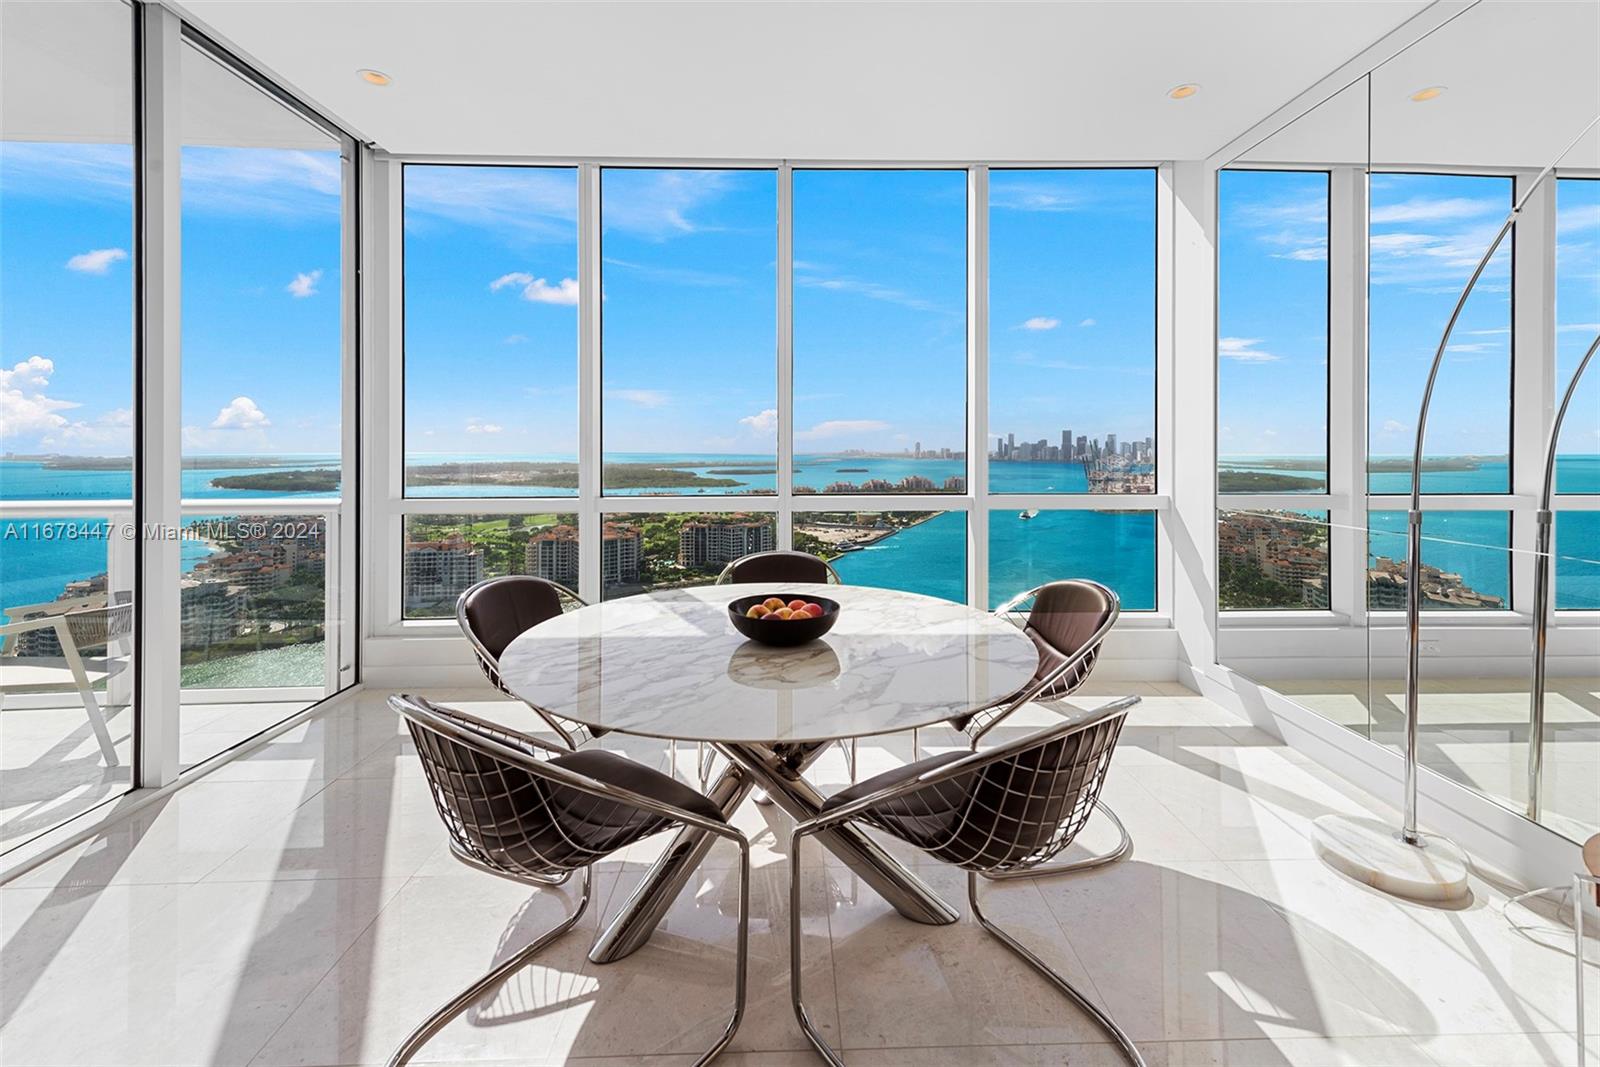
[[988, 510, 1155, 611], [180, 514, 326, 689], [793, 170, 966, 493], [988, 169, 1155, 495], [1, 0, 137, 849], [1368, 173, 1512, 493], [1556, 178, 1599, 494], [600, 512, 775, 600], [1217, 170, 1329, 493], [1218, 509, 1331, 610], [402, 513, 580, 618], [795, 510, 965, 602], [1556, 511, 1600, 611], [601, 169, 776, 495], [1367, 510, 1509, 610], [179, 42, 345, 767], [403, 165, 578, 496]]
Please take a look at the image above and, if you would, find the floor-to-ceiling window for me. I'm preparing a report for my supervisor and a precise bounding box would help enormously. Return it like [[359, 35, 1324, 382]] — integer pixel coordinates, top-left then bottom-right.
[[0, 0, 138, 851], [987, 168, 1159, 610], [393, 164, 1167, 624], [176, 37, 351, 767]]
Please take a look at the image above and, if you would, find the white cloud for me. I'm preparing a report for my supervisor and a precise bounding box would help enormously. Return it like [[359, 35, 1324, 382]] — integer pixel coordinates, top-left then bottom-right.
[[612, 388, 670, 409], [794, 267, 942, 313], [503, 334, 529, 345], [1079, 318, 1096, 327], [211, 396, 271, 430], [1217, 337, 1280, 363], [65, 247, 128, 274], [739, 408, 778, 434], [1274, 246, 1328, 262], [1019, 316, 1060, 331], [795, 418, 890, 442], [0, 356, 79, 437], [1559, 322, 1600, 333], [286, 269, 323, 298], [465, 418, 503, 435], [1369, 197, 1501, 225], [490, 272, 579, 306], [1381, 419, 1408, 434]]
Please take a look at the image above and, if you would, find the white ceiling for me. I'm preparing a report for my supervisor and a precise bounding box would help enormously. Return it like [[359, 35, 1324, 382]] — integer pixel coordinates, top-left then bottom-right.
[[1238, 0, 1600, 170], [172, 0, 1438, 161]]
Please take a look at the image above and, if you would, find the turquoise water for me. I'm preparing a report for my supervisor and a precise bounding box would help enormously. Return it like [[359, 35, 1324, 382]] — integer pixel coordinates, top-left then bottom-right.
[[5, 454, 1595, 615]]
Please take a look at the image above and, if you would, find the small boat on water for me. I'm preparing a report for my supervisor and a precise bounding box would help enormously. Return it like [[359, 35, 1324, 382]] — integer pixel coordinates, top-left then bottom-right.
[[1019, 508, 1039, 520]]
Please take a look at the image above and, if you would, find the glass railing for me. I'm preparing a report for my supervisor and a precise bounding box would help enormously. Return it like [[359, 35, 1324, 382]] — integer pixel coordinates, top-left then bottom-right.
[[1219, 507, 1597, 844]]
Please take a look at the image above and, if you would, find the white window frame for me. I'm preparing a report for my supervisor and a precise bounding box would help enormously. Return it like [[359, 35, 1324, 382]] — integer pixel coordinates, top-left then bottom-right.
[[373, 157, 1175, 637], [1217, 162, 1600, 636]]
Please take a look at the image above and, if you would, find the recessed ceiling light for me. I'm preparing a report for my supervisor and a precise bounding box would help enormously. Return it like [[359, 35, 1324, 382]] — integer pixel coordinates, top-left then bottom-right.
[[1168, 84, 1200, 100], [1410, 85, 1446, 102], [357, 69, 391, 87]]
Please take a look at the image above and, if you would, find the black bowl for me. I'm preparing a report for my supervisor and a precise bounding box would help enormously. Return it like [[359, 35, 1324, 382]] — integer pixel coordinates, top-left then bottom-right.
[[728, 594, 841, 647]]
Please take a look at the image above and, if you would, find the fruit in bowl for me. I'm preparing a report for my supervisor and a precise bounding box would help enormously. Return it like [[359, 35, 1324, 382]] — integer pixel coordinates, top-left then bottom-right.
[[729, 594, 840, 647]]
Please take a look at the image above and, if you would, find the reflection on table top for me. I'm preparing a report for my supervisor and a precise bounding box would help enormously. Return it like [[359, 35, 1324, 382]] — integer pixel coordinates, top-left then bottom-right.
[[497, 583, 1039, 744]]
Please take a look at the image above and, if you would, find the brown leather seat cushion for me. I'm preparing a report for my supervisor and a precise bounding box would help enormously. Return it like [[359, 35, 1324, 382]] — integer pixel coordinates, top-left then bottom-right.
[[727, 551, 832, 585], [551, 748, 727, 825], [461, 577, 564, 660]]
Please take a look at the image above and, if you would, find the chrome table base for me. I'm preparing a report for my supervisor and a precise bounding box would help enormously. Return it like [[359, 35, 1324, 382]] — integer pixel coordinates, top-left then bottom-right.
[[587, 739, 958, 964]]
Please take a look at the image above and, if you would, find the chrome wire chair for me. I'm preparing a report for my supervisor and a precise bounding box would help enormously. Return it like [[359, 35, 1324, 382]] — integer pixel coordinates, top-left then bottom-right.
[[456, 575, 606, 750], [388, 694, 750, 1067], [915, 579, 1129, 878], [788, 694, 1145, 1067], [711, 549, 852, 791]]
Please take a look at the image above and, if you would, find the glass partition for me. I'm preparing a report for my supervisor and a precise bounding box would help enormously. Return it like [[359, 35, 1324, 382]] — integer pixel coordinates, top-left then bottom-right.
[[1215, 1, 1600, 845], [0, 0, 138, 851], [178, 38, 348, 764]]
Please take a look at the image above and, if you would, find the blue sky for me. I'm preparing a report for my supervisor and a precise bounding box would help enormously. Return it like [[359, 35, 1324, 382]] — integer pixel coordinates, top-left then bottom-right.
[[0, 139, 342, 458], [6, 149, 1591, 469], [1217, 169, 1331, 461]]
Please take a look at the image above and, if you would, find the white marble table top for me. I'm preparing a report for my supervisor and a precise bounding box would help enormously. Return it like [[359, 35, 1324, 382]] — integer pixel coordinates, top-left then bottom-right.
[[497, 583, 1040, 744]]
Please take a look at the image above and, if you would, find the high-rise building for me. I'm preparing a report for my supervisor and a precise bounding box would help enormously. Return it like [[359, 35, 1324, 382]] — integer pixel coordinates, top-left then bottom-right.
[[525, 524, 580, 587], [914, 441, 921, 458], [678, 516, 775, 568], [403, 533, 484, 612], [1076, 434, 1087, 458], [1062, 430, 1071, 458], [1007, 432, 1015, 456], [1105, 433, 1118, 456], [601, 522, 643, 585]]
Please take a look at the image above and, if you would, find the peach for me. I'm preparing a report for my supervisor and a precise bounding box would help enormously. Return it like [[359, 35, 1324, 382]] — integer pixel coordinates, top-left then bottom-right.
[[763, 597, 786, 611], [746, 604, 770, 618], [787, 599, 808, 612], [803, 603, 825, 618], [774, 607, 794, 620]]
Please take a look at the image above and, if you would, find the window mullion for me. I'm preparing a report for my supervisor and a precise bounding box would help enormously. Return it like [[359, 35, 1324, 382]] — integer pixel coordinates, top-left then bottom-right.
[[968, 166, 989, 611]]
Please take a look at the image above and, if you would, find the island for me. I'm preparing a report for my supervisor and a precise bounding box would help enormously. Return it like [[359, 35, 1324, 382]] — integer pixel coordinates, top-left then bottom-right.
[[404, 461, 747, 490], [210, 469, 341, 493], [1218, 471, 1326, 493]]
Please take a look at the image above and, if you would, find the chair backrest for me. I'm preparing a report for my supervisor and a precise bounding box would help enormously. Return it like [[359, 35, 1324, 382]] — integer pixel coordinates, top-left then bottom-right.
[[65, 599, 133, 649], [456, 576, 572, 688], [717, 550, 839, 586], [872, 700, 1131, 874], [392, 694, 660, 879], [1021, 580, 1118, 702]]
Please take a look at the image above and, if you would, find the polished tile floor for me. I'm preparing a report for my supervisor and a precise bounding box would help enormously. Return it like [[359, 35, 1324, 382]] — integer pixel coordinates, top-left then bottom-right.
[[2, 683, 1597, 1066], [0, 695, 320, 854]]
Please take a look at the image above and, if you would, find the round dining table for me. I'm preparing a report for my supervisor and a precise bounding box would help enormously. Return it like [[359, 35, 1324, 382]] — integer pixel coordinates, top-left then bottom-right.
[[497, 581, 1040, 964]]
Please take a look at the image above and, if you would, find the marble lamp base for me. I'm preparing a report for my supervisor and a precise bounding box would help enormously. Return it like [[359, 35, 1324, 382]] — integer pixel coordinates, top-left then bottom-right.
[[1311, 814, 1471, 903]]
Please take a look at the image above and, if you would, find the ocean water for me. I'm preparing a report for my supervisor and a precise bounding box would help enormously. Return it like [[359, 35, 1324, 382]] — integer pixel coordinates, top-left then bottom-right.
[[4, 454, 1595, 619]]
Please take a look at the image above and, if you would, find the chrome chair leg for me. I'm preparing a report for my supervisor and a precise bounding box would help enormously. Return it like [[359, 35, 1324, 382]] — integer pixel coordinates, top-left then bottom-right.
[[981, 801, 1131, 881], [387, 867, 594, 1067], [845, 738, 857, 783], [968, 871, 1146, 1067]]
